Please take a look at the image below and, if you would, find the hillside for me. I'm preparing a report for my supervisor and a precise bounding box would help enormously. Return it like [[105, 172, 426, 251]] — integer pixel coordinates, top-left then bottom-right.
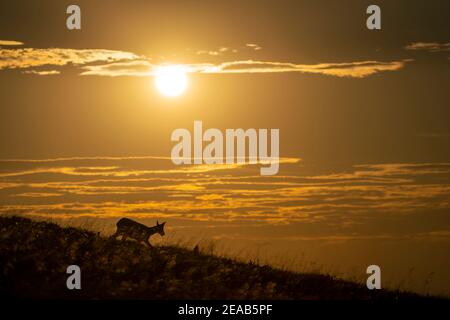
[[0, 216, 433, 300]]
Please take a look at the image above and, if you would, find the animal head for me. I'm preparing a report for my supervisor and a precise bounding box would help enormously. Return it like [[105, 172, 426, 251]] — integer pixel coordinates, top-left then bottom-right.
[[156, 220, 166, 236]]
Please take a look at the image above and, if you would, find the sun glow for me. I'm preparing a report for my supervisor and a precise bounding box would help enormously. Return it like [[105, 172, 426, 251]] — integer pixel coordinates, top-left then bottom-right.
[[154, 65, 188, 97]]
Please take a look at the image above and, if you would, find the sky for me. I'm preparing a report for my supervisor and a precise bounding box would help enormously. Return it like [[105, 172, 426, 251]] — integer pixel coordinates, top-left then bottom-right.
[[0, 0, 449, 295]]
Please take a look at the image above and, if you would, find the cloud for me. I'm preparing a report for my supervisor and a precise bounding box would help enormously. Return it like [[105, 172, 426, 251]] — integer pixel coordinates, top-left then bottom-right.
[[0, 156, 299, 179], [0, 47, 140, 70], [196, 50, 220, 56], [194, 43, 261, 56], [81, 59, 410, 78], [0, 40, 410, 78], [196, 47, 238, 56], [311, 163, 450, 181], [200, 60, 410, 78], [405, 42, 450, 52], [80, 60, 152, 77], [0, 40, 24, 46], [0, 158, 449, 226], [15, 192, 63, 198], [0, 155, 170, 163], [22, 70, 60, 75], [246, 43, 262, 50]]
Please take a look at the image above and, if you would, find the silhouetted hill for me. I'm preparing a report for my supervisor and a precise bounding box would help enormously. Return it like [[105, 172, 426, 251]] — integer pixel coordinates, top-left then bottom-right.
[[0, 216, 438, 300]]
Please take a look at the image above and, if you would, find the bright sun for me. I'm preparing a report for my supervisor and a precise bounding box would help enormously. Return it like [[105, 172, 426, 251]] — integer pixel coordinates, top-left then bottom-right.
[[154, 65, 188, 97]]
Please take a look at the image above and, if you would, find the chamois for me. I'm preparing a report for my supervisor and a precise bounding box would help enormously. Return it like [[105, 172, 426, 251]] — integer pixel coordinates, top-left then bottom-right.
[[112, 218, 166, 248]]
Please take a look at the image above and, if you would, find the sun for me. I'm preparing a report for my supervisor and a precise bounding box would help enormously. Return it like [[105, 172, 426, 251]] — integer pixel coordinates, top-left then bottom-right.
[[154, 65, 188, 97]]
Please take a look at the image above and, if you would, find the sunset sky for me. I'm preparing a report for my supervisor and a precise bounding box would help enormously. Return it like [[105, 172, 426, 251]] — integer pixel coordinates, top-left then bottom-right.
[[0, 0, 449, 295]]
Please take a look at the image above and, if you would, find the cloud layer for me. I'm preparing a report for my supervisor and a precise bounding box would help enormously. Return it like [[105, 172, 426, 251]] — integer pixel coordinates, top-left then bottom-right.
[[0, 158, 449, 231], [81, 59, 410, 78], [0, 40, 410, 79], [0, 47, 140, 70], [0, 40, 24, 46], [405, 42, 450, 52]]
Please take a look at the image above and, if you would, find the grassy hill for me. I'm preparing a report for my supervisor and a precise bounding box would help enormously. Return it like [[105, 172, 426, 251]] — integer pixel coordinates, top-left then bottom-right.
[[0, 216, 436, 300]]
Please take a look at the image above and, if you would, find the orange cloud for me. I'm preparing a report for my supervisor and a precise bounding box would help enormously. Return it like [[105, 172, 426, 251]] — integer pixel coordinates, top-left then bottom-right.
[[81, 59, 410, 78], [22, 70, 60, 75], [0, 40, 24, 46], [0, 47, 140, 70], [0, 40, 410, 78], [405, 42, 450, 52], [0, 158, 448, 228]]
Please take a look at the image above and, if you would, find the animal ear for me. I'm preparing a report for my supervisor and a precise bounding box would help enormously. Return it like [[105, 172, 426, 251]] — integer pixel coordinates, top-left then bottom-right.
[[157, 220, 159, 225]]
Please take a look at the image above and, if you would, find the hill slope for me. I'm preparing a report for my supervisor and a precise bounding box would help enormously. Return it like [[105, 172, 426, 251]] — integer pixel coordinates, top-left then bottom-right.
[[0, 216, 432, 300]]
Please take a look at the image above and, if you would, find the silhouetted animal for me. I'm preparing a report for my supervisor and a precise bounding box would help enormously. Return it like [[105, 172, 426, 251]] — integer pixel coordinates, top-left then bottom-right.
[[112, 218, 166, 247]]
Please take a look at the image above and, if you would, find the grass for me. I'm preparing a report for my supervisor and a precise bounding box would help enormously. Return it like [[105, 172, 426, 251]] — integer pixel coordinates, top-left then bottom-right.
[[0, 216, 439, 300]]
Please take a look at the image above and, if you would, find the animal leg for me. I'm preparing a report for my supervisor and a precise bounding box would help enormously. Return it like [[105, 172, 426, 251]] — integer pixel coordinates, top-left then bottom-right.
[[110, 231, 120, 239]]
